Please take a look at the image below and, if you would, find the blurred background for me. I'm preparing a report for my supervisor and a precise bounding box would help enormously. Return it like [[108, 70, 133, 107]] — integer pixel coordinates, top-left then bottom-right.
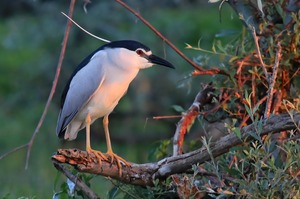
[[0, 0, 242, 198]]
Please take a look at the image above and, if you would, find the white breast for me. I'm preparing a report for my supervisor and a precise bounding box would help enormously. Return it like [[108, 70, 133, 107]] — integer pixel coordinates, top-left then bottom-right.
[[77, 59, 139, 123]]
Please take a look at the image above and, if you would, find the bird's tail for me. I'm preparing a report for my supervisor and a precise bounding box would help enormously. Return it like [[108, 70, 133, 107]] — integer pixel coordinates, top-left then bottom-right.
[[61, 121, 82, 140]]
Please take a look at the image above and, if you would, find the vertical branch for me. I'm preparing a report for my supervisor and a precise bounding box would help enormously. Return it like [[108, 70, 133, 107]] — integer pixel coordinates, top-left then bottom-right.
[[251, 26, 269, 79], [264, 42, 282, 118], [173, 84, 215, 156], [251, 27, 282, 118], [252, 66, 257, 105], [25, 0, 76, 169]]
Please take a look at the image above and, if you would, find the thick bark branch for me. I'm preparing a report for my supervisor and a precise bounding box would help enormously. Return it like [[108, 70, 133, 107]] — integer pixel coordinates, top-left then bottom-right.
[[52, 113, 299, 186], [53, 149, 157, 186]]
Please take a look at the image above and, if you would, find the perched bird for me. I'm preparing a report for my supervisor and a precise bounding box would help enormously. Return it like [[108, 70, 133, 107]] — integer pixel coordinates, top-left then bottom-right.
[[56, 40, 174, 175]]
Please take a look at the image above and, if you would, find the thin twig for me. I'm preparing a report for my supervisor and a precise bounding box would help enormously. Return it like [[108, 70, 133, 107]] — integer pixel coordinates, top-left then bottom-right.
[[264, 42, 281, 118], [24, 0, 76, 169], [239, 90, 276, 128], [153, 115, 182, 120], [199, 90, 233, 118], [252, 66, 257, 105], [61, 12, 110, 43], [53, 163, 101, 199], [0, 144, 27, 160], [250, 26, 269, 79], [115, 0, 204, 72], [107, 177, 140, 199]]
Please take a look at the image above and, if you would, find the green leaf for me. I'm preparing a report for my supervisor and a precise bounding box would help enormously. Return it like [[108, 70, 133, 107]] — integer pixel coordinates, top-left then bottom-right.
[[233, 127, 242, 139], [172, 105, 185, 113], [248, 130, 261, 141], [53, 171, 61, 191], [108, 186, 119, 199]]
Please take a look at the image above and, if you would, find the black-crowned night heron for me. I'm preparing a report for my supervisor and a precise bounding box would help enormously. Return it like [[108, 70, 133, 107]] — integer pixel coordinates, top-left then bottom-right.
[[56, 40, 174, 175]]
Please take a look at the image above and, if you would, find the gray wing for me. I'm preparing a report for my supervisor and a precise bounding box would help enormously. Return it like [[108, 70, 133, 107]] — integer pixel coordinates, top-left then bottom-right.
[[56, 51, 106, 137]]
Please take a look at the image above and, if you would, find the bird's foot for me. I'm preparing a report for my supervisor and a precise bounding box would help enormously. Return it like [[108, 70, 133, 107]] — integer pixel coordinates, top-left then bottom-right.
[[105, 150, 131, 176], [86, 148, 108, 163]]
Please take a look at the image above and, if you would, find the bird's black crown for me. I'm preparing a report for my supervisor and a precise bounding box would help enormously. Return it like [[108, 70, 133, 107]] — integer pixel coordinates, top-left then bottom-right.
[[102, 40, 151, 52]]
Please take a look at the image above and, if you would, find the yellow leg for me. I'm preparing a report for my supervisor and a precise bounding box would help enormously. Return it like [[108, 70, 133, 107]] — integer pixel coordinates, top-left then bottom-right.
[[103, 115, 130, 176], [103, 115, 112, 154], [85, 113, 107, 162]]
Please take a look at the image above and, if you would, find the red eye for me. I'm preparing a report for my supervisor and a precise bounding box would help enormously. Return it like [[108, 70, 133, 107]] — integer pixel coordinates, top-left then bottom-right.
[[136, 49, 144, 56]]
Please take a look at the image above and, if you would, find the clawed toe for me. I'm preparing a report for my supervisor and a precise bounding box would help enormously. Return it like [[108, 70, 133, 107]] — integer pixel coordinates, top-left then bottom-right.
[[106, 151, 131, 176], [86, 148, 130, 176], [87, 148, 108, 163]]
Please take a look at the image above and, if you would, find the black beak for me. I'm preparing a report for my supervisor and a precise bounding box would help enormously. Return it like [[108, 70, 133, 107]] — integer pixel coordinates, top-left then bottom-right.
[[148, 54, 175, 69]]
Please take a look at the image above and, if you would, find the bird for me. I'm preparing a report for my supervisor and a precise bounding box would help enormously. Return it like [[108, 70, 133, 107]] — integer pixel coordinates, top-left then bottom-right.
[[56, 40, 174, 175]]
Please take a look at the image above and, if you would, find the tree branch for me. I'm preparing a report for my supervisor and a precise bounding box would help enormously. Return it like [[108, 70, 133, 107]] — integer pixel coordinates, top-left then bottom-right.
[[52, 113, 299, 186], [115, 0, 228, 76], [53, 163, 101, 199], [264, 42, 281, 118], [173, 84, 215, 156]]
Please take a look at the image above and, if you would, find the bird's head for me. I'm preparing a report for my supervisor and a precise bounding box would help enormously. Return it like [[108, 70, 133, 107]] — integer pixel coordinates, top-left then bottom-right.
[[102, 40, 175, 70]]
